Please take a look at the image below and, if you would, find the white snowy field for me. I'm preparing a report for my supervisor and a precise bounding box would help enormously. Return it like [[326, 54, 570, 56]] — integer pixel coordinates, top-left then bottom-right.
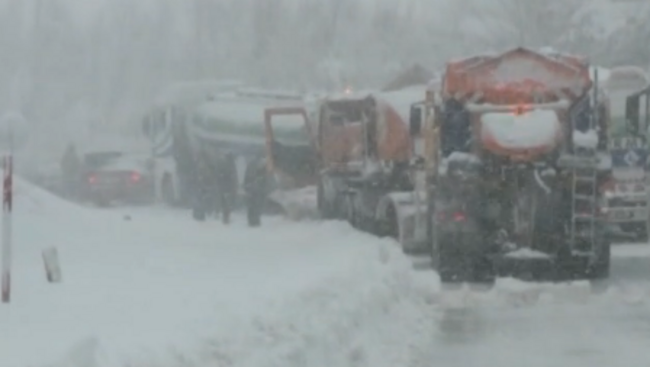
[[0, 176, 422, 367], [3, 175, 650, 367]]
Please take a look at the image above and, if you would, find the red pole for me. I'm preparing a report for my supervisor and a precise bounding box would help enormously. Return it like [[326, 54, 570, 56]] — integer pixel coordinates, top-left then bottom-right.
[[2, 155, 12, 303]]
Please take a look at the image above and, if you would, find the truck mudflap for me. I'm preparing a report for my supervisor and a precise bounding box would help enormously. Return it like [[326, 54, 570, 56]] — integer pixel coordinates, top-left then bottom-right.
[[376, 192, 428, 253], [490, 247, 605, 282], [491, 249, 557, 281]]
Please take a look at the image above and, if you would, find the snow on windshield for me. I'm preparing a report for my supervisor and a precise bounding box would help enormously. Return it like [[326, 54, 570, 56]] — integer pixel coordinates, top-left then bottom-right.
[[491, 58, 582, 90]]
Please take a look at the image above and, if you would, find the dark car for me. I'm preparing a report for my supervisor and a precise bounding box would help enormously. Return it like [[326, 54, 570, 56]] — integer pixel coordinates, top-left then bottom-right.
[[82, 151, 154, 206]]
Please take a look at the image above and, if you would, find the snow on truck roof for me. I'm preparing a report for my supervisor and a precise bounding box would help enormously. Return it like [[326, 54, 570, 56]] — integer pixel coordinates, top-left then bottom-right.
[[378, 86, 427, 123], [152, 80, 244, 107], [325, 89, 377, 101], [321, 87, 426, 125], [194, 99, 307, 129]]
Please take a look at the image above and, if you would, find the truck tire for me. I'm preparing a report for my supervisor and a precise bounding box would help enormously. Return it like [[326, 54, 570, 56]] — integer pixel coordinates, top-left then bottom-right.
[[589, 239, 611, 280], [317, 181, 337, 219], [588, 240, 611, 293], [383, 203, 399, 240], [161, 174, 175, 206], [636, 226, 649, 243], [432, 231, 466, 285], [344, 195, 359, 228], [433, 225, 495, 287]]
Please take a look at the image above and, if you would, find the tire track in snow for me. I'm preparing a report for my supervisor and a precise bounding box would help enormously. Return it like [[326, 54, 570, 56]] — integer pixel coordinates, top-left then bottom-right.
[[137, 242, 650, 367], [55, 220, 650, 367]]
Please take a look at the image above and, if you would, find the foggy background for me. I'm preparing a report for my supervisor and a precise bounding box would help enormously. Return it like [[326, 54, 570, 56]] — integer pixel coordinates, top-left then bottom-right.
[[0, 0, 648, 169]]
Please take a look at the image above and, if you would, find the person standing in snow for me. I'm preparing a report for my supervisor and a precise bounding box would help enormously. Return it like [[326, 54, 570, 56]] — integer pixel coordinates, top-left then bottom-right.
[[172, 119, 197, 203], [243, 157, 268, 227], [215, 151, 238, 224], [60, 143, 82, 199], [192, 148, 219, 221]]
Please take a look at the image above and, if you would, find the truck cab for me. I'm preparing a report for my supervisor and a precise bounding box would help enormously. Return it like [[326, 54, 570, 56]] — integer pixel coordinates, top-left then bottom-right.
[[604, 84, 650, 241]]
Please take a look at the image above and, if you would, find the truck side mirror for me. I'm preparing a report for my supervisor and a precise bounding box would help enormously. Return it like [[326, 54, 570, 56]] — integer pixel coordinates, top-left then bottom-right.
[[409, 104, 422, 136]]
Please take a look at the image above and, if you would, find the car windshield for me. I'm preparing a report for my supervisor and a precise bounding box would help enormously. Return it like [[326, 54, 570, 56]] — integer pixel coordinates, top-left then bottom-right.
[[325, 100, 366, 124], [83, 151, 123, 170]]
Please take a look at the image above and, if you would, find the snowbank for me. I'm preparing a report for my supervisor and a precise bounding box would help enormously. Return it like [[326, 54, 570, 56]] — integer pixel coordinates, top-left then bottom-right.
[[8, 169, 83, 217], [0, 178, 424, 367]]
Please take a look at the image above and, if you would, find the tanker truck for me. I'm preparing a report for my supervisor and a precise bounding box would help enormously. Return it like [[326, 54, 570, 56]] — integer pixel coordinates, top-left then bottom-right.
[[142, 81, 311, 211]]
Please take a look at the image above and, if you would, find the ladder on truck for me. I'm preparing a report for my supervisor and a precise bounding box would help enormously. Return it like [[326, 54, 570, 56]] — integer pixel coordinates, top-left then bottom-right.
[[569, 67, 601, 256], [570, 161, 598, 255]]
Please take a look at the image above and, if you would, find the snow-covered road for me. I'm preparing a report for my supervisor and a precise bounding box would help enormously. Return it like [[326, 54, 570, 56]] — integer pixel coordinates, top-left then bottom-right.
[[2, 178, 650, 367]]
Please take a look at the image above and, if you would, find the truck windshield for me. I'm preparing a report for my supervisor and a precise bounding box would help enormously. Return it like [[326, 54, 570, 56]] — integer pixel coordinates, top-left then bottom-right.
[[608, 78, 648, 139], [325, 100, 365, 125]]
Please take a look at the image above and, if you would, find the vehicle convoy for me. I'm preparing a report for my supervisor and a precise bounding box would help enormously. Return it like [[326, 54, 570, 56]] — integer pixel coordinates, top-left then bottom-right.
[[309, 48, 616, 285]]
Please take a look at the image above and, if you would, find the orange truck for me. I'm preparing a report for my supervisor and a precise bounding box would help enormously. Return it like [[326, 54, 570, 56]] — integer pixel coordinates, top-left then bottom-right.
[[404, 47, 614, 285], [263, 87, 427, 225]]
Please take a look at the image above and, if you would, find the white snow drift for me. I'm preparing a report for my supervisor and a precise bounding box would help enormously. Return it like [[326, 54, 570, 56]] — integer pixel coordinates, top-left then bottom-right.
[[2, 174, 650, 367]]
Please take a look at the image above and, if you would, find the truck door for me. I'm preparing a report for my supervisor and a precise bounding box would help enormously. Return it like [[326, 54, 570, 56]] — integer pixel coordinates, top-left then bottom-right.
[[264, 107, 317, 187]]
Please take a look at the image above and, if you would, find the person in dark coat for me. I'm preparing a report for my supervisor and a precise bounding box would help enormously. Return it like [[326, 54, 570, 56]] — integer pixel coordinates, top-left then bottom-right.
[[192, 148, 219, 221], [215, 151, 238, 224], [243, 157, 268, 227]]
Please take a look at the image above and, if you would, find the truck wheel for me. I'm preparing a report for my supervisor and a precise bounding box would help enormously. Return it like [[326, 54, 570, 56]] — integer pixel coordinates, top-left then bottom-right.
[[587, 238, 611, 293], [317, 181, 336, 219], [383, 203, 399, 240], [344, 195, 358, 228], [636, 225, 649, 243], [467, 252, 496, 288], [589, 239, 611, 280], [161, 175, 175, 206], [433, 233, 465, 285]]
